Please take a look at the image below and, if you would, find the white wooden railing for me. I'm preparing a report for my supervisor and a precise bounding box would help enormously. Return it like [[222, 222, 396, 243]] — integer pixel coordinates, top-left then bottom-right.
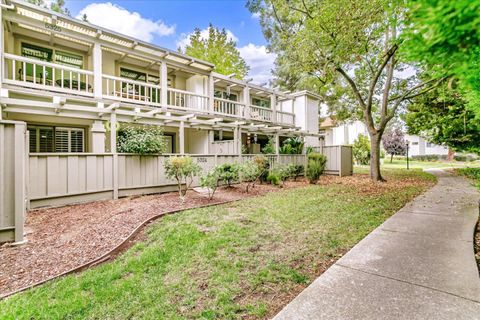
[[248, 105, 273, 122], [102, 74, 161, 106], [3, 53, 94, 96], [276, 111, 295, 126], [213, 97, 244, 117], [167, 88, 208, 112]]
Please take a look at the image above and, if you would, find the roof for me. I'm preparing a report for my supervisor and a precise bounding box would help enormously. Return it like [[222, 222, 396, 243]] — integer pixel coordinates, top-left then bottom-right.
[[319, 116, 337, 128]]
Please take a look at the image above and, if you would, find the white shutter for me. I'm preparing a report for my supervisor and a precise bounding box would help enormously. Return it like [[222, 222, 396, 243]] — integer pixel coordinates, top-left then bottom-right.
[[70, 129, 84, 152], [38, 127, 54, 152], [55, 128, 69, 152]]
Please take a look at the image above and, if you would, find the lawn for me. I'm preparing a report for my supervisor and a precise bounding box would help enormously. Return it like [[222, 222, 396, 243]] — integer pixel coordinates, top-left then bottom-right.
[[0, 169, 435, 319], [366, 158, 480, 170]]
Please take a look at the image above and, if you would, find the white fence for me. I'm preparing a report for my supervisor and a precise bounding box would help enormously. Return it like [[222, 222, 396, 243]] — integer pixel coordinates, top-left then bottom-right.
[[27, 148, 351, 209], [0, 121, 27, 243]]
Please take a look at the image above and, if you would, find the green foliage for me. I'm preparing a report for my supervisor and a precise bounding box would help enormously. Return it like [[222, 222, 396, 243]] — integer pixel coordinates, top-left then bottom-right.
[[214, 163, 239, 187], [238, 161, 261, 193], [253, 155, 270, 183], [181, 24, 249, 79], [288, 164, 304, 181], [306, 153, 327, 184], [353, 134, 371, 165], [117, 125, 167, 155], [268, 164, 292, 187], [266, 171, 280, 186], [405, 85, 480, 154], [453, 154, 478, 162], [402, 0, 480, 114], [279, 137, 304, 154], [261, 137, 276, 154], [456, 168, 480, 190], [382, 128, 407, 162], [28, 0, 70, 15], [411, 155, 447, 162], [200, 170, 220, 200], [164, 156, 202, 200]]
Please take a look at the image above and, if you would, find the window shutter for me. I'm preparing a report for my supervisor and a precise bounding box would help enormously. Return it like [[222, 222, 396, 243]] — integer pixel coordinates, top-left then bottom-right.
[[55, 128, 69, 152], [28, 128, 37, 153], [70, 129, 84, 152], [38, 127, 54, 152]]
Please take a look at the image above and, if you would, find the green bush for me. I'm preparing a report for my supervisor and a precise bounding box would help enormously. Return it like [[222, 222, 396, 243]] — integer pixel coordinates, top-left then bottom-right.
[[306, 153, 327, 184], [352, 134, 371, 165], [238, 160, 262, 193], [164, 156, 202, 200], [252, 155, 270, 183], [288, 164, 304, 180], [214, 163, 239, 187], [262, 137, 276, 154], [200, 170, 220, 200], [117, 125, 167, 154], [266, 171, 281, 186], [268, 164, 292, 187], [279, 137, 304, 154]]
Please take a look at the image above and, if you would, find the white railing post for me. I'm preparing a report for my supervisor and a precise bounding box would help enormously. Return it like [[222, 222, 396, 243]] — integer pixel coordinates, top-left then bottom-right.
[[93, 42, 102, 99], [243, 86, 250, 119], [271, 93, 277, 124], [160, 60, 168, 111], [208, 74, 214, 113], [111, 112, 118, 200], [179, 121, 185, 154]]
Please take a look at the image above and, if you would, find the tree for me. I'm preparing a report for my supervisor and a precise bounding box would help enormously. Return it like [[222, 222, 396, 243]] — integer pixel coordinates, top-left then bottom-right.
[[180, 24, 249, 79], [248, 0, 443, 181], [27, 0, 70, 15], [402, 0, 480, 113], [352, 134, 371, 165], [382, 128, 407, 163], [164, 156, 202, 201], [117, 125, 167, 154], [405, 84, 480, 155]]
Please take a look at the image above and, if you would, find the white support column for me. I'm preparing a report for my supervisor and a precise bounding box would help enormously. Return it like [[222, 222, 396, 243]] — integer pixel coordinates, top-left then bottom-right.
[[160, 61, 168, 110], [90, 120, 106, 153], [274, 133, 280, 155], [179, 121, 185, 154], [110, 112, 118, 199], [0, 8, 4, 88], [243, 86, 250, 119], [93, 42, 102, 99], [238, 127, 242, 156], [208, 74, 214, 113], [271, 93, 277, 124]]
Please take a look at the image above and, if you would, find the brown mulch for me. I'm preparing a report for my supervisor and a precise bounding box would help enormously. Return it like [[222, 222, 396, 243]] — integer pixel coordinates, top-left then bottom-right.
[[475, 219, 480, 275], [0, 181, 307, 297]]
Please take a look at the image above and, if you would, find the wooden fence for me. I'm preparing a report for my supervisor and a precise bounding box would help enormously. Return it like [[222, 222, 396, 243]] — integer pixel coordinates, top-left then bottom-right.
[[0, 121, 27, 243], [27, 149, 351, 209]]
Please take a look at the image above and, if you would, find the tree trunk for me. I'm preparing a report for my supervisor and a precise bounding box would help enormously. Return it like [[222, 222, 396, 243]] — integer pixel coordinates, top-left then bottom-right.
[[447, 149, 454, 161], [369, 134, 384, 182], [390, 153, 394, 163]]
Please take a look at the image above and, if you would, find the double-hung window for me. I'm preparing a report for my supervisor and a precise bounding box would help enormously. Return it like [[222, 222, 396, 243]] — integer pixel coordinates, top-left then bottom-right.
[[28, 126, 85, 153]]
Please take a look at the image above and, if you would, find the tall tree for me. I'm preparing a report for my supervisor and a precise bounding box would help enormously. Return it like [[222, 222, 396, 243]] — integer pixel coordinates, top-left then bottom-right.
[[27, 0, 70, 15], [248, 0, 443, 181], [405, 84, 480, 155], [180, 24, 249, 79], [403, 0, 480, 113]]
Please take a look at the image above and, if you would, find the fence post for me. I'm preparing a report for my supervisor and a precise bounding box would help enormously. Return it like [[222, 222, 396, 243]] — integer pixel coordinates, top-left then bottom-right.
[[111, 112, 119, 200]]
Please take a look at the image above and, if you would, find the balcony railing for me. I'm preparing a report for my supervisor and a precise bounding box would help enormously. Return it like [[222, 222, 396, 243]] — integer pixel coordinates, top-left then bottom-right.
[[248, 105, 273, 122], [102, 74, 161, 106], [167, 88, 208, 113], [3, 53, 94, 96], [276, 110, 295, 126], [213, 97, 244, 117]]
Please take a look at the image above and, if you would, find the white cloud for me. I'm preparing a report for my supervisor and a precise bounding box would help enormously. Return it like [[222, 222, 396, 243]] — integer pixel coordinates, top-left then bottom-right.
[[176, 27, 238, 51], [251, 12, 261, 19], [77, 2, 175, 42], [238, 43, 276, 84]]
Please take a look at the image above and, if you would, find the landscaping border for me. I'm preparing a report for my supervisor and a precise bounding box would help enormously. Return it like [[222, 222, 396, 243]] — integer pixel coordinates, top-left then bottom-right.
[[0, 197, 246, 300]]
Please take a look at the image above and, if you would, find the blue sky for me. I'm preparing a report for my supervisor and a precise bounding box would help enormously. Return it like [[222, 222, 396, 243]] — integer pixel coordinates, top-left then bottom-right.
[[63, 0, 275, 83]]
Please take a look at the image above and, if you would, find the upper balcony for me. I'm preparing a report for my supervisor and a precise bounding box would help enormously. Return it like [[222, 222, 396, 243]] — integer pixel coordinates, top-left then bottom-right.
[[0, 1, 296, 127]]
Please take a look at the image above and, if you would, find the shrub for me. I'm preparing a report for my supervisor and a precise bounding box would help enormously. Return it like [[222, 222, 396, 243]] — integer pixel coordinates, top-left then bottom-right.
[[200, 170, 220, 200], [214, 163, 239, 187], [279, 137, 304, 154], [352, 134, 371, 165], [252, 155, 269, 183], [268, 164, 291, 187], [306, 153, 327, 184], [118, 125, 167, 154], [262, 137, 276, 154], [238, 161, 262, 193], [288, 164, 304, 181], [164, 156, 201, 201], [266, 171, 281, 186]]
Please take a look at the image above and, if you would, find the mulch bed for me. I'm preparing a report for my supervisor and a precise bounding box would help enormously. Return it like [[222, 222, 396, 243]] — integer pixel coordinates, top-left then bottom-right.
[[0, 181, 308, 297]]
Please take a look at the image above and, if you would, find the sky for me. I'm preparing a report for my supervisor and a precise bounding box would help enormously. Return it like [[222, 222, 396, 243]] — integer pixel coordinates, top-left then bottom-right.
[[62, 0, 275, 84]]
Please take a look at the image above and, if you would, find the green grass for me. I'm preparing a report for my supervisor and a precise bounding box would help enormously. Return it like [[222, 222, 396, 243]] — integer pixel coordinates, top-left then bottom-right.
[[456, 167, 480, 189], [360, 159, 480, 170], [0, 168, 435, 320]]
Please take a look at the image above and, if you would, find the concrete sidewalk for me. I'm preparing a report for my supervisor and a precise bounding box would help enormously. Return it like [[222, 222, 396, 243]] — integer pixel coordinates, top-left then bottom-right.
[[274, 169, 480, 319]]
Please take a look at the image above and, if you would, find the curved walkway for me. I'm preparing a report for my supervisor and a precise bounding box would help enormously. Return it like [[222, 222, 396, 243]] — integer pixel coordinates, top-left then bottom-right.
[[274, 169, 480, 319]]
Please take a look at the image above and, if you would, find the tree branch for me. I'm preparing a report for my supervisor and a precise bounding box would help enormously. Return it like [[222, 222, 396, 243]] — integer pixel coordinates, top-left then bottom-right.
[[335, 66, 366, 109], [366, 44, 398, 109]]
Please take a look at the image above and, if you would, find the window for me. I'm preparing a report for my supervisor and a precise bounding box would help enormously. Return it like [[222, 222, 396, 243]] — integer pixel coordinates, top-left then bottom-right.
[[214, 90, 238, 101], [251, 97, 270, 109], [412, 141, 419, 146], [426, 142, 432, 148], [28, 125, 84, 153]]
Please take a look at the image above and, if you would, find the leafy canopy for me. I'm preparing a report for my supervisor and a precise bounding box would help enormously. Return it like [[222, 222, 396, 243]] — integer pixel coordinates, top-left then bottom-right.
[[180, 24, 249, 79], [405, 84, 480, 154], [382, 128, 407, 161], [117, 125, 167, 155]]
